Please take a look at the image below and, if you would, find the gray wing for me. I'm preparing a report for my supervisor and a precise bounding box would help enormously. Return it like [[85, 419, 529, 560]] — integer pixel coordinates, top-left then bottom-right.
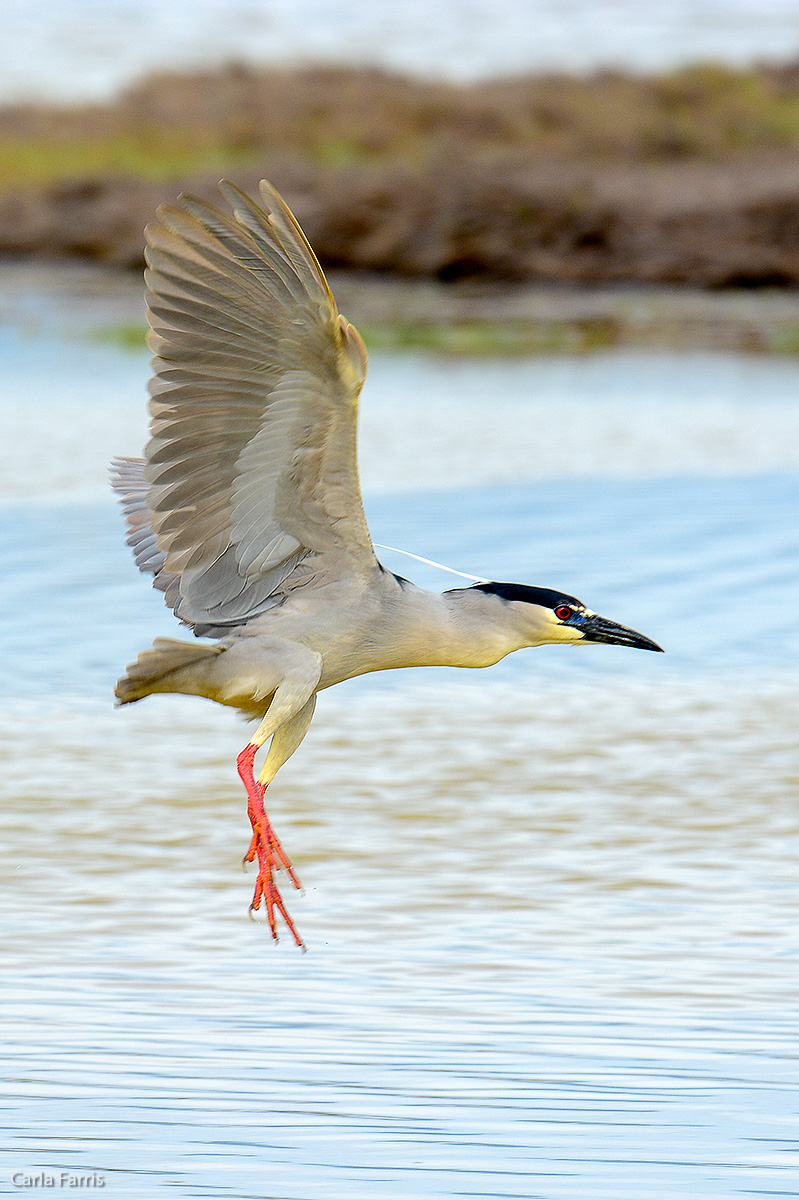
[[114, 180, 376, 635], [111, 455, 183, 612]]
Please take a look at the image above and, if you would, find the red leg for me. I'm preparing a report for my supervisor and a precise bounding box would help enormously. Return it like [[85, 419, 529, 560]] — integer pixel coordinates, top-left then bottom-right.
[[236, 742, 304, 949]]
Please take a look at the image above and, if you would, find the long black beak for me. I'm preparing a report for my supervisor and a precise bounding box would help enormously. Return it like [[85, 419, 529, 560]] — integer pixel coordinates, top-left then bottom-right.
[[577, 613, 664, 652]]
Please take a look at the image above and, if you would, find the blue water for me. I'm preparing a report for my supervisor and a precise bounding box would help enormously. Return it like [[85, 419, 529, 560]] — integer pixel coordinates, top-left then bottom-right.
[[0, 316, 798, 1198], [2, 471, 798, 700]]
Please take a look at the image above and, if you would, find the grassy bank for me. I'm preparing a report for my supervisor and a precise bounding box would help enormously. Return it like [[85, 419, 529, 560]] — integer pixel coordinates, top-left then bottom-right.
[[3, 61, 799, 284], [8, 60, 799, 185]]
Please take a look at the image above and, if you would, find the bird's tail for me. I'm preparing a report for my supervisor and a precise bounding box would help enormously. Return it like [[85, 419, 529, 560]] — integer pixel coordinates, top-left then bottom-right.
[[115, 638, 224, 705]]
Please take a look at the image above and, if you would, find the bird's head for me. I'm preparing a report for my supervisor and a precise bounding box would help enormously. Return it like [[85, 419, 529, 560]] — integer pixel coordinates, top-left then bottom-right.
[[464, 581, 664, 653]]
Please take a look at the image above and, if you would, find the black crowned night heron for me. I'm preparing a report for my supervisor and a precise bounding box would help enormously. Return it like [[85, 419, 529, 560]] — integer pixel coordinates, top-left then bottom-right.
[[112, 181, 662, 947]]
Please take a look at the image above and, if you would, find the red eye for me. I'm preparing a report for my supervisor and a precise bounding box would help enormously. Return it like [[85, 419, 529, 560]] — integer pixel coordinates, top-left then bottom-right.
[[555, 605, 573, 621]]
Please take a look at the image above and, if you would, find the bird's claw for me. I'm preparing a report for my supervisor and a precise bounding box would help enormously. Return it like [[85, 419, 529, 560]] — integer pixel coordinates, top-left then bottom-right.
[[238, 742, 304, 947], [245, 816, 304, 948], [245, 819, 302, 887]]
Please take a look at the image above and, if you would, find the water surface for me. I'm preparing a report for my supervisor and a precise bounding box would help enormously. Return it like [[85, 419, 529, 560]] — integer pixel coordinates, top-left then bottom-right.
[[0, 313, 797, 1197], [5, 0, 799, 102]]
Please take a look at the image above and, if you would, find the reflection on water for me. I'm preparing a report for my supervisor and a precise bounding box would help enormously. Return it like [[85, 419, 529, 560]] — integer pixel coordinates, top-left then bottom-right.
[[0, 326, 798, 1197]]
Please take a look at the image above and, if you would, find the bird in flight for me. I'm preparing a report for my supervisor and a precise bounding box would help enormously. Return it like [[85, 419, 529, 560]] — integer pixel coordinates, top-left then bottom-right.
[[112, 180, 662, 948]]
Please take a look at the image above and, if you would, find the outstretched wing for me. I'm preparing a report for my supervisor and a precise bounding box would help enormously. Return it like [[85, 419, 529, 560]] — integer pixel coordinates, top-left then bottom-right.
[[119, 179, 377, 634]]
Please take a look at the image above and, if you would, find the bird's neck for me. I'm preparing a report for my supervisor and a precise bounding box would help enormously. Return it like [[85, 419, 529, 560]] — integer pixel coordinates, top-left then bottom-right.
[[373, 579, 527, 672]]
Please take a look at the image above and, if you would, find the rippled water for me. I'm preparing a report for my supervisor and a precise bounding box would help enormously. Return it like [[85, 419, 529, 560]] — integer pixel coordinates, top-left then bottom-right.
[[1, 281, 798, 1196]]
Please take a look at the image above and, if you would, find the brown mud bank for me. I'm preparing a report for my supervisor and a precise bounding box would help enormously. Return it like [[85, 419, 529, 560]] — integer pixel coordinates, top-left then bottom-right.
[[3, 62, 799, 286]]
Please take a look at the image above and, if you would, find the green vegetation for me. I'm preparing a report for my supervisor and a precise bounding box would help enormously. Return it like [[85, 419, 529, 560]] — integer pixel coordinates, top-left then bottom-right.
[[87, 313, 799, 358], [89, 317, 623, 357], [357, 318, 622, 356], [0, 134, 261, 185], [90, 322, 149, 350], [764, 324, 799, 355]]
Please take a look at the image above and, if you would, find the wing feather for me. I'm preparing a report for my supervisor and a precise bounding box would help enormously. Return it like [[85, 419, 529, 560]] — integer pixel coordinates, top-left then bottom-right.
[[117, 181, 375, 634]]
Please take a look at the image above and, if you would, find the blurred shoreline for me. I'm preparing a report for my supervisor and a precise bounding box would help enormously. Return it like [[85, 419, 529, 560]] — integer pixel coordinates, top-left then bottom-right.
[[3, 60, 799, 348], [5, 258, 799, 356]]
